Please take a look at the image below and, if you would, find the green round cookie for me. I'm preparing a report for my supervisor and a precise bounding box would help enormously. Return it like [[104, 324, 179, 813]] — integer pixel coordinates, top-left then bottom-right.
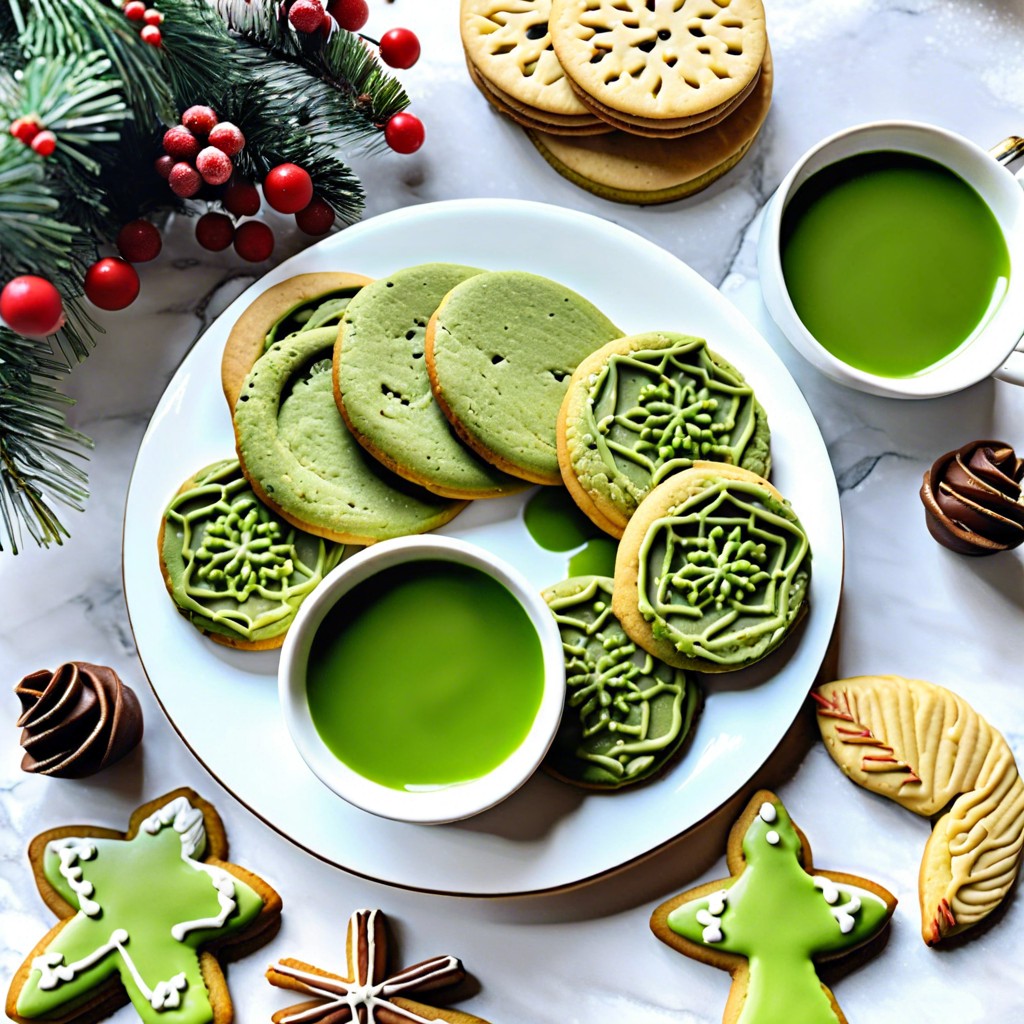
[[334, 263, 526, 499], [234, 326, 466, 544], [543, 575, 701, 789], [559, 332, 770, 536], [613, 464, 811, 673], [159, 459, 345, 649], [425, 271, 622, 485]]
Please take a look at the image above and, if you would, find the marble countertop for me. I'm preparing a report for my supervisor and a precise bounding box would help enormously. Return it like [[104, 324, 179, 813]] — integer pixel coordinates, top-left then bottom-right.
[[4, 1, 1024, 1021]]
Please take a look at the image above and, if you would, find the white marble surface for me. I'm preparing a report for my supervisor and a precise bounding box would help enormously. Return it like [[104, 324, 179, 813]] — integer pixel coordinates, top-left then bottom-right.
[[4, 1, 1024, 1021]]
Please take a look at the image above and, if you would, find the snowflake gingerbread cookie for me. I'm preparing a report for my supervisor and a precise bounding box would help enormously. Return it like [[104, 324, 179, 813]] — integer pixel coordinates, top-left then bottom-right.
[[651, 790, 896, 1024], [6, 787, 282, 1024]]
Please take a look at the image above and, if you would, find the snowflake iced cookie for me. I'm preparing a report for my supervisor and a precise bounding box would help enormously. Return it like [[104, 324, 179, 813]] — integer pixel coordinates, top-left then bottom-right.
[[266, 907, 492, 1024], [557, 332, 770, 537], [6, 788, 282, 1024], [159, 460, 345, 650], [814, 675, 1024, 945], [651, 791, 896, 1024], [612, 463, 810, 672]]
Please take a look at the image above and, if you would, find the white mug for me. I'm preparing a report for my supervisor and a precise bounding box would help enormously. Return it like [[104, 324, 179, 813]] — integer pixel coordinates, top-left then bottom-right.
[[758, 121, 1024, 399]]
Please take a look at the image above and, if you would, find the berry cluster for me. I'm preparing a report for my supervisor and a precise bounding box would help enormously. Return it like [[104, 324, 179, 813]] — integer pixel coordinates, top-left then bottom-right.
[[157, 105, 246, 198], [7, 116, 57, 157], [120, 0, 164, 48]]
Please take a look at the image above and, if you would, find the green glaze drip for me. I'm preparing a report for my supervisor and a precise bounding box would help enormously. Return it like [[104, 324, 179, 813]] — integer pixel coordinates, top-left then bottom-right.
[[17, 797, 264, 1024], [573, 334, 769, 520], [162, 460, 343, 643], [666, 798, 891, 1024], [636, 477, 810, 667], [524, 488, 618, 579], [264, 292, 359, 350], [306, 560, 545, 791], [544, 576, 699, 787], [781, 151, 1010, 378]]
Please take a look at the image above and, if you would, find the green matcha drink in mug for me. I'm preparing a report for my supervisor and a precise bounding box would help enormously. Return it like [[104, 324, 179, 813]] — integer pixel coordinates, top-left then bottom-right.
[[758, 122, 1024, 398]]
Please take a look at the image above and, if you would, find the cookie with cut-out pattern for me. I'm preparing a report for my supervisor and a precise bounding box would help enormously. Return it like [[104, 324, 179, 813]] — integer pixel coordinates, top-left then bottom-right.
[[550, 0, 766, 123]]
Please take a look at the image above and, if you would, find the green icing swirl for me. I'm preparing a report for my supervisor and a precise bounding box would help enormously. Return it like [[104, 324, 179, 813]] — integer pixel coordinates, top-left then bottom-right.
[[264, 292, 358, 351], [161, 460, 343, 643], [544, 576, 699, 788], [638, 477, 810, 667], [572, 334, 770, 520]]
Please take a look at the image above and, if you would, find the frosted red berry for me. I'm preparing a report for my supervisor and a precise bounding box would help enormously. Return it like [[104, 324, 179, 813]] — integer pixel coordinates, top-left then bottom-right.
[[123, 1, 146, 20], [9, 116, 42, 144], [181, 105, 218, 136], [263, 163, 314, 214], [326, 0, 368, 32], [195, 212, 235, 252], [140, 24, 161, 46], [154, 154, 175, 179], [223, 179, 261, 217], [168, 161, 202, 198], [295, 196, 336, 236], [207, 122, 245, 157], [143, 8, 163, 25], [0, 276, 65, 337], [196, 146, 233, 186], [29, 130, 57, 157], [289, 0, 325, 33], [233, 221, 275, 262], [383, 112, 424, 154], [116, 219, 162, 263], [379, 28, 420, 69], [162, 125, 200, 161], [83, 258, 140, 311]]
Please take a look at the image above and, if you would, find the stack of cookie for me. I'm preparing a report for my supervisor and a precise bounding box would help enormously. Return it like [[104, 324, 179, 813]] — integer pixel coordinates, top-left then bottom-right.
[[461, 0, 773, 204]]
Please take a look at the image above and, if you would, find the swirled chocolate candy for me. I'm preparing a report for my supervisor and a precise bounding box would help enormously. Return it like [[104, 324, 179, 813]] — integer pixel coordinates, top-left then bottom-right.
[[613, 463, 811, 673], [159, 459, 345, 649], [543, 576, 700, 788], [558, 332, 770, 537], [15, 662, 143, 778], [919, 440, 1024, 555]]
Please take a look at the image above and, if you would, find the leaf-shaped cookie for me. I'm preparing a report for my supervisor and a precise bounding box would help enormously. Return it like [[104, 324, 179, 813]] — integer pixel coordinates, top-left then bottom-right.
[[814, 675, 1024, 945]]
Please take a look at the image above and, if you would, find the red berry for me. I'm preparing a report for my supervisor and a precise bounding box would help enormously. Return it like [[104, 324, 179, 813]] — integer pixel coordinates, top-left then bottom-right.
[[9, 116, 42, 144], [289, 0, 325, 33], [143, 8, 163, 24], [195, 212, 235, 252], [233, 221, 275, 262], [123, 1, 146, 20], [207, 122, 245, 157], [0, 276, 64, 337], [154, 154, 175, 179], [383, 112, 424, 154], [30, 130, 57, 157], [263, 163, 313, 214], [84, 258, 140, 311], [141, 24, 162, 46], [223, 179, 261, 217], [181, 105, 218, 136], [294, 196, 335, 236], [326, 0, 367, 32], [379, 28, 420, 69], [163, 125, 200, 161], [168, 161, 202, 198], [196, 146, 233, 186], [116, 219, 162, 263]]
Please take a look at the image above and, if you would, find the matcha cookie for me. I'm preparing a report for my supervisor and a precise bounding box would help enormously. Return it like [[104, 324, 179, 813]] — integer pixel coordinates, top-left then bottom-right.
[[543, 576, 700, 789], [613, 463, 810, 672], [334, 263, 526, 500], [234, 326, 466, 544], [222, 273, 370, 409], [559, 332, 770, 537], [425, 271, 622, 485]]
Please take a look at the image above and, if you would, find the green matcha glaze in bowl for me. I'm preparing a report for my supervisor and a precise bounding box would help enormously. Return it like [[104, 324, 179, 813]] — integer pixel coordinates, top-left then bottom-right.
[[279, 535, 565, 824]]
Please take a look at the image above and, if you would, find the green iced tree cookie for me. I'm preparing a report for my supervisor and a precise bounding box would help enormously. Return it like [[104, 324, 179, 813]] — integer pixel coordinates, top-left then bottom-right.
[[651, 791, 895, 1024]]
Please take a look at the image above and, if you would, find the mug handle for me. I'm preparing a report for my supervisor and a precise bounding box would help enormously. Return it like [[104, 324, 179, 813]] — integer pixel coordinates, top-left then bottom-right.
[[989, 137, 1024, 386]]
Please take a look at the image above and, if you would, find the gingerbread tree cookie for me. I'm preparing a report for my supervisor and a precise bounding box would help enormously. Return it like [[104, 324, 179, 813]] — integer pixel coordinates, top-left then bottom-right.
[[651, 791, 895, 1024], [267, 908, 492, 1024], [6, 788, 282, 1024]]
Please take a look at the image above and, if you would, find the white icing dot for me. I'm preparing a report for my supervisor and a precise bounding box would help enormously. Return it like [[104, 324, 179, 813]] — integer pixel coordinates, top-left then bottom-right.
[[758, 801, 777, 823], [765, 830, 780, 846]]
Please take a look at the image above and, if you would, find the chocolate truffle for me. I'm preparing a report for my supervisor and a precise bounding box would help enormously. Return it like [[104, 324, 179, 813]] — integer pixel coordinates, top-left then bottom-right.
[[15, 662, 144, 777], [920, 440, 1024, 555]]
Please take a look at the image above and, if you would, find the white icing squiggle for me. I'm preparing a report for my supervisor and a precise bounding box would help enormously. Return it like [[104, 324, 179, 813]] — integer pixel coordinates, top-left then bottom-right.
[[695, 889, 729, 943], [52, 840, 100, 917], [141, 796, 206, 857], [813, 876, 862, 934]]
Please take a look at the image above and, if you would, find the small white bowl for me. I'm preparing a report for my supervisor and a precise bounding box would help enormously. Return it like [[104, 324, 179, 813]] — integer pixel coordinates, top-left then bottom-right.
[[278, 535, 565, 825]]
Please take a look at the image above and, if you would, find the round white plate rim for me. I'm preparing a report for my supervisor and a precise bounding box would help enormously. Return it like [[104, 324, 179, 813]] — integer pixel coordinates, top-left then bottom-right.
[[123, 197, 842, 896]]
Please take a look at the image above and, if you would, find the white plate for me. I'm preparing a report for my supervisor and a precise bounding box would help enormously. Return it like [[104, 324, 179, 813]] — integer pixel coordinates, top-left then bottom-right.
[[123, 199, 842, 895]]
